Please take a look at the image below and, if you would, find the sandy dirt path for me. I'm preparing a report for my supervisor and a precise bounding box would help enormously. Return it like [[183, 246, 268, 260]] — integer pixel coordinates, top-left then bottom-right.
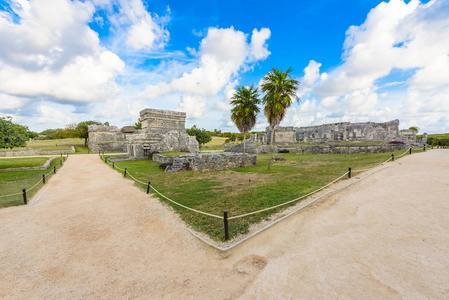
[[0, 151, 448, 299]]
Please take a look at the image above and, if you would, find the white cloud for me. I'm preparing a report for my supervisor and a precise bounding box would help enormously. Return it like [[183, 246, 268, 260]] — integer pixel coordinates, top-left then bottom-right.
[[143, 26, 271, 119], [0, 93, 27, 110], [178, 94, 207, 119], [0, 0, 124, 103], [37, 105, 75, 124], [288, 0, 449, 133], [249, 28, 271, 62]]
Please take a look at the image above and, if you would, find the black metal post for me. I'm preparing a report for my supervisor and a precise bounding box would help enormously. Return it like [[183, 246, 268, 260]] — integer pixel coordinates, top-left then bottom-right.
[[410, 148, 412, 155], [423, 146, 426, 152], [224, 210, 229, 241], [348, 167, 351, 178], [42, 174, 45, 184], [99, 151, 100, 156], [391, 154, 394, 161], [124, 168, 127, 177], [112, 162, 115, 169], [54, 166, 56, 174], [60, 160, 62, 166], [147, 181, 151, 194], [22, 189, 27, 205]]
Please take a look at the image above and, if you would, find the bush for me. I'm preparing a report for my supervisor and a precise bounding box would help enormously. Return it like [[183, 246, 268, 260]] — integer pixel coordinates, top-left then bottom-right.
[[278, 149, 289, 153]]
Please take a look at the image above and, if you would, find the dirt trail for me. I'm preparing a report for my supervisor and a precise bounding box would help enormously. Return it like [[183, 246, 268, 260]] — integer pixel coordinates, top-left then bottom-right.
[[1, 151, 448, 299]]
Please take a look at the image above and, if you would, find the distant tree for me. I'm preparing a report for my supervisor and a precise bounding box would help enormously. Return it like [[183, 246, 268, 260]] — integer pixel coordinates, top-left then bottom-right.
[[186, 125, 212, 148], [261, 67, 300, 169], [133, 118, 142, 130], [230, 85, 261, 155], [0, 116, 29, 149], [409, 126, 419, 133], [104, 121, 110, 126], [76, 121, 102, 146], [26, 131, 39, 140]]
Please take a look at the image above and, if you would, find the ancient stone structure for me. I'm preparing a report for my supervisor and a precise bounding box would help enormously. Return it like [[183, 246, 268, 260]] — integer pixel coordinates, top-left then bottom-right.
[[127, 108, 199, 159], [265, 120, 413, 144], [88, 108, 199, 158], [87, 125, 128, 152], [152, 153, 256, 173], [0, 146, 75, 157]]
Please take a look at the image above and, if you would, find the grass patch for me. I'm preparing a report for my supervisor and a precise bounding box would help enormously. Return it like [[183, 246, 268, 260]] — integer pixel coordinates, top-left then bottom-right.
[[0, 158, 66, 208], [108, 150, 409, 241], [204, 137, 227, 147], [158, 152, 190, 157], [0, 138, 84, 152], [0, 157, 49, 169]]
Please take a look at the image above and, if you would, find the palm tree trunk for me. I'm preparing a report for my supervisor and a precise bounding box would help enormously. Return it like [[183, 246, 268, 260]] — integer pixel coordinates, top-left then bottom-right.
[[243, 131, 246, 156], [268, 127, 274, 170]]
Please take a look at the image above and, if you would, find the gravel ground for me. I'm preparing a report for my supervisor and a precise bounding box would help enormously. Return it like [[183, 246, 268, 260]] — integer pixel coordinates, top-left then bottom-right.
[[0, 151, 448, 299]]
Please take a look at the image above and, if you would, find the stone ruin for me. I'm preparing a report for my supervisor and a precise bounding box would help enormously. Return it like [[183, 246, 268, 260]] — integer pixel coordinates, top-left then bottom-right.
[[88, 108, 199, 158], [260, 119, 417, 144], [227, 119, 425, 155]]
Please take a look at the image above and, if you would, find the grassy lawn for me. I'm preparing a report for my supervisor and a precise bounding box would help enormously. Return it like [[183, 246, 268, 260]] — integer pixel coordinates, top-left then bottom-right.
[[107, 149, 411, 241], [158, 151, 190, 157], [0, 138, 84, 152], [204, 137, 228, 147], [0, 158, 66, 208], [0, 157, 50, 169]]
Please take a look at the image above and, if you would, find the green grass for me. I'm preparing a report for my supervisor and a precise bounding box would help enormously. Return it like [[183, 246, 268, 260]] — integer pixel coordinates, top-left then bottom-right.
[[204, 137, 227, 147], [158, 151, 190, 157], [0, 138, 84, 152], [0, 157, 49, 169], [0, 158, 66, 208], [107, 149, 412, 241]]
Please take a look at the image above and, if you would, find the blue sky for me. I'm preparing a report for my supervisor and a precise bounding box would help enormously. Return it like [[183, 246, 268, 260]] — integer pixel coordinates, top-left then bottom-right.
[[0, 0, 448, 134]]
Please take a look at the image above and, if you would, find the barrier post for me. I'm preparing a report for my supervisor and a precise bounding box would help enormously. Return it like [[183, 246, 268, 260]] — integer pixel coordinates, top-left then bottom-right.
[[423, 146, 426, 152], [348, 167, 351, 179], [112, 162, 115, 169], [54, 166, 56, 174], [409, 148, 412, 155], [124, 168, 127, 177], [99, 151, 100, 156], [60, 160, 62, 166], [224, 210, 229, 241], [42, 174, 46, 184], [60, 153, 62, 157], [22, 189, 27, 205], [391, 154, 394, 161], [147, 181, 151, 194]]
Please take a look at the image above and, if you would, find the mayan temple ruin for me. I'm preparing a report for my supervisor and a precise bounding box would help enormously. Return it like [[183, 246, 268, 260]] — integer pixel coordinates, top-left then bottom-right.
[[88, 108, 199, 159], [251, 119, 420, 144]]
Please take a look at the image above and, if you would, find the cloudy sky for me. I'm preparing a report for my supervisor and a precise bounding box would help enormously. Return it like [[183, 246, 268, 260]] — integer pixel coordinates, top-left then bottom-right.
[[0, 0, 448, 133]]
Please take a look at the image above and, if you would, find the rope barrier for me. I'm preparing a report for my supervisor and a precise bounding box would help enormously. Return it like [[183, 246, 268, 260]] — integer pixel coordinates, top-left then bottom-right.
[[149, 185, 223, 219], [126, 172, 148, 185], [0, 192, 22, 198], [228, 171, 349, 220], [189, 165, 391, 252], [27, 177, 43, 192]]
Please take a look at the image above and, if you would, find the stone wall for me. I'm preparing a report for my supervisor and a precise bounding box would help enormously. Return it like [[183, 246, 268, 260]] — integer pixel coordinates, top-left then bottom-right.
[[294, 144, 408, 154], [153, 153, 257, 173], [265, 119, 414, 144], [0, 146, 75, 157], [140, 108, 186, 134], [226, 141, 407, 155], [88, 125, 127, 152]]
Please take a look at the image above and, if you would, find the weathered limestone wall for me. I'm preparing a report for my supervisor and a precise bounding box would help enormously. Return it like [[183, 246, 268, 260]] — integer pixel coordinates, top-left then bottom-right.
[[266, 119, 415, 144], [140, 108, 186, 134], [294, 144, 408, 154], [127, 108, 198, 159], [0, 146, 76, 157], [88, 125, 127, 152], [153, 153, 257, 173]]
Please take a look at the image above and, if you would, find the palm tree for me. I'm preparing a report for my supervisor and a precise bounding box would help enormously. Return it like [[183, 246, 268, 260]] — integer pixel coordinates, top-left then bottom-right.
[[261, 67, 300, 169], [230, 85, 260, 155]]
